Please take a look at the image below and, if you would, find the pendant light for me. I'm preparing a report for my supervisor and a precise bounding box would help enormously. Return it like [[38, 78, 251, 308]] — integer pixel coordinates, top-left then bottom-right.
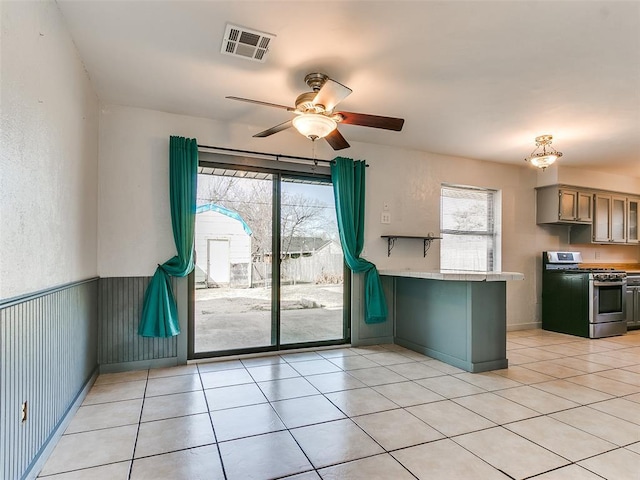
[[524, 135, 563, 170]]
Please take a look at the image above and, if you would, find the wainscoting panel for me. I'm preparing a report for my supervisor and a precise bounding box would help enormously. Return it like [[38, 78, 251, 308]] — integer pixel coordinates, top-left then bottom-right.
[[98, 277, 177, 365], [0, 279, 98, 480]]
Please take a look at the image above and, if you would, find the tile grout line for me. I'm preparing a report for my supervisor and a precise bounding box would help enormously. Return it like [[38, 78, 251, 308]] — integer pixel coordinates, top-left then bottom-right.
[[127, 368, 149, 480], [197, 363, 229, 480]]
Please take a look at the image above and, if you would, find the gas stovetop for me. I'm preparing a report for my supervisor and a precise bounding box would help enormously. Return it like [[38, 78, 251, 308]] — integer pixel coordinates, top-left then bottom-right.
[[549, 269, 627, 281], [543, 252, 627, 281]]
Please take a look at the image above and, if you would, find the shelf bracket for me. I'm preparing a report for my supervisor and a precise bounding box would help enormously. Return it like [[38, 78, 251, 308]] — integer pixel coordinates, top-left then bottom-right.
[[423, 238, 433, 257], [381, 235, 441, 257], [386, 237, 396, 257]]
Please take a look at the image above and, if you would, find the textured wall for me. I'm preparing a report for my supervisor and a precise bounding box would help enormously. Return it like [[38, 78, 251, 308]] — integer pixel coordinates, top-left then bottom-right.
[[0, 279, 98, 480], [0, 1, 99, 300], [557, 165, 640, 195]]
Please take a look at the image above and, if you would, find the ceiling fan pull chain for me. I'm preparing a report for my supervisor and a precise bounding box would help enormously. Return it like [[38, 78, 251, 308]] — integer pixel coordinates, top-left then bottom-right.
[[311, 139, 318, 170]]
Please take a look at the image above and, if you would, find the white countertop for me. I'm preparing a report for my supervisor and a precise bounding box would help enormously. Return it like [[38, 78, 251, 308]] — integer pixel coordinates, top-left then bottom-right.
[[378, 269, 524, 282]]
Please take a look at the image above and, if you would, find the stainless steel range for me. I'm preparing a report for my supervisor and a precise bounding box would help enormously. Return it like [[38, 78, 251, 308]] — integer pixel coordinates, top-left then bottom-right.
[[542, 251, 627, 338]]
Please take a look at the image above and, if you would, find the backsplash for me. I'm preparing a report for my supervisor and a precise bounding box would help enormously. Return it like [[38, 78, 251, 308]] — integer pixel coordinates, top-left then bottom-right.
[[567, 244, 640, 264]]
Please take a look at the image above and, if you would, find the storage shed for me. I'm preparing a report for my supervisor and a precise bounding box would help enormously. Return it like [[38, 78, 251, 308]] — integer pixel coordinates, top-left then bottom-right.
[[194, 204, 252, 288]]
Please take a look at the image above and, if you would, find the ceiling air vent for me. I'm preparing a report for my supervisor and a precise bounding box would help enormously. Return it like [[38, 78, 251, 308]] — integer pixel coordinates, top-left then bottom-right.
[[220, 24, 275, 63]]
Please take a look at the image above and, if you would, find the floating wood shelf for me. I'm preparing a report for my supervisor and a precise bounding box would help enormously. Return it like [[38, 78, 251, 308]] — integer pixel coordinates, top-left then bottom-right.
[[380, 235, 442, 257]]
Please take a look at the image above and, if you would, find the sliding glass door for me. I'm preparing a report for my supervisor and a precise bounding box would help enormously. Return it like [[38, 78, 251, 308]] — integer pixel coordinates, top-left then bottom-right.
[[190, 164, 348, 358], [280, 177, 345, 345]]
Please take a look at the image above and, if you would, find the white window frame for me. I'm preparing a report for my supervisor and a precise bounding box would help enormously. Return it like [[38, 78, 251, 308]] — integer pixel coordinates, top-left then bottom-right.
[[440, 184, 501, 272]]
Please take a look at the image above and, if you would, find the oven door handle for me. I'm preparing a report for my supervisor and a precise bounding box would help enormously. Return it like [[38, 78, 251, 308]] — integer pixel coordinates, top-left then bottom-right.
[[592, 280, 626, 287]]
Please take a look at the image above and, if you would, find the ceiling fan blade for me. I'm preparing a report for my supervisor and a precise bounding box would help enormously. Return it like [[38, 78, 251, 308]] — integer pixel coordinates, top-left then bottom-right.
[[313, 79, 352, 111], [324, 129, 350, 150], [253, 120, 293, 138], [337, 111, 405, 131], [226, 96, 295, 112]]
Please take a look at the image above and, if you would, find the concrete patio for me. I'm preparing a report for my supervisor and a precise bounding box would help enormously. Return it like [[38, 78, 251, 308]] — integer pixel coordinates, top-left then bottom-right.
[[195, 284, 344, 352]]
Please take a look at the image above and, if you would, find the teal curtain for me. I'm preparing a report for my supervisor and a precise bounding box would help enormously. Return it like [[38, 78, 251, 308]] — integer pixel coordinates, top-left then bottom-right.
[[331, 157, 387, 323], [139, 136, 198, 337]]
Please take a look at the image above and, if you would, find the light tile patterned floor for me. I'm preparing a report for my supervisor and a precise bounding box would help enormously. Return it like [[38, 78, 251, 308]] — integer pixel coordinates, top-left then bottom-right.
[[38, 329, 640, 480]]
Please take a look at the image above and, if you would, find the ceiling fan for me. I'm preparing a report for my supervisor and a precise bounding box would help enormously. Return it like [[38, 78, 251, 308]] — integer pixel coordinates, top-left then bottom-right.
[[226, 73, 405, 150]]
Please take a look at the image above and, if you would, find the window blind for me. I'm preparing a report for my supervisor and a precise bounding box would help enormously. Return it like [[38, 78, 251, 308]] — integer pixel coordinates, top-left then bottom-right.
[[440, 185, 497, 271]]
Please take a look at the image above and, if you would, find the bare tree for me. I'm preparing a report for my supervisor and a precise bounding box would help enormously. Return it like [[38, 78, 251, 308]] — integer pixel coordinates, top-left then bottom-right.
[[236, 181, 273, 257], [452, 203, 488, 231], [199, 175, 336, 258], [281, 193, 330, 256], [197, 176, 239, 208]]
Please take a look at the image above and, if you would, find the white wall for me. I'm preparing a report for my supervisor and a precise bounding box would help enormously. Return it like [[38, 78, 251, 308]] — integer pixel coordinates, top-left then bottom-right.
[[556, 165, 640, 194], [0, 1, 99, 299]]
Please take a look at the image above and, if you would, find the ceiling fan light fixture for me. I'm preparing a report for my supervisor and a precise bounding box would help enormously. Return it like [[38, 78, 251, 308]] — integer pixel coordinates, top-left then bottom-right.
[[525, 135, 563, 170], [292, 114, 337, 140]]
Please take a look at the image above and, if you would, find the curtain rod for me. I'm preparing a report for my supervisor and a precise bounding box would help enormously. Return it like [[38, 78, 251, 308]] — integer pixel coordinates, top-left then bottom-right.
[[197, 144, 368, 167], [197, 144, 333, 164]]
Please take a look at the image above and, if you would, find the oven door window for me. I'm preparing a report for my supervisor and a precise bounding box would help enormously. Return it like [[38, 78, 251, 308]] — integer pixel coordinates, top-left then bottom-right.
[[598, 285, 623, 314]]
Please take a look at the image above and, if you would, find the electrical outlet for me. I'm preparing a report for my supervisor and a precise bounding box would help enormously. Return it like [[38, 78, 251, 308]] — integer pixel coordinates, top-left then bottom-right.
[[21, 401, 27, 423], [381, 212, 391, 224], [594, 251, 601, 260]]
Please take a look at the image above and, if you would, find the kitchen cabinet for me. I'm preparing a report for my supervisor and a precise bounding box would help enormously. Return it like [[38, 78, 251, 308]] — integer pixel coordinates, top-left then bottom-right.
[[573, 194, 629, 244], [611, 195, 627, 242], [536, 186, 592, 224], [593, 194, 611, 242], [593, 194, 626, 243], [538, 185, 640, 245], [626, 281, 640, 330], [628, 197, 639, 243]]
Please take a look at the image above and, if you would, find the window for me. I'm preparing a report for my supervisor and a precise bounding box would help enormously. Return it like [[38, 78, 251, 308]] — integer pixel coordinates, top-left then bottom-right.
[[440, 184, 499, 272]]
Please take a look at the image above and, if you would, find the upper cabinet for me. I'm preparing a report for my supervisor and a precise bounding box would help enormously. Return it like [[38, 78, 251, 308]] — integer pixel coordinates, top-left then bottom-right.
[[576, 191, 594, 223], [592, 194, 611, 242], [611, 195, 627, 243], [536, 186, 593, 224], [593, 194, 626, 243], [628, 197, 640, 243], [538, 185, 640, 245]]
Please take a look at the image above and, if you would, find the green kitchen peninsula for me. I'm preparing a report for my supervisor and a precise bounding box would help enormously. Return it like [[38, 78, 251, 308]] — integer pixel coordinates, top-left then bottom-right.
[[379, 270, 525, 373]]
